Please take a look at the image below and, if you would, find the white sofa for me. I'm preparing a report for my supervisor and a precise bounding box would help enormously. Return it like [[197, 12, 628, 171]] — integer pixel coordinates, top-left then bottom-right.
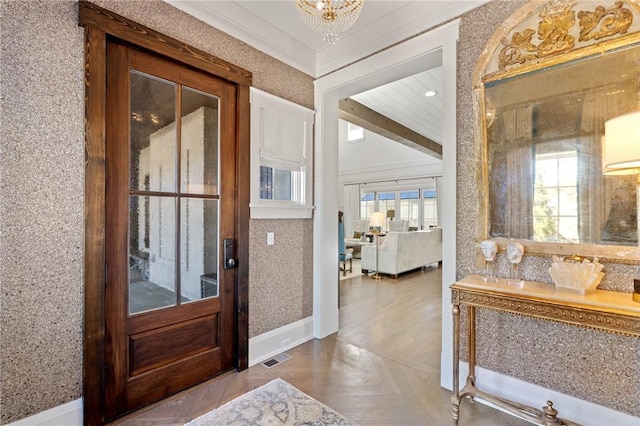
[[361, 228, 442, 278]]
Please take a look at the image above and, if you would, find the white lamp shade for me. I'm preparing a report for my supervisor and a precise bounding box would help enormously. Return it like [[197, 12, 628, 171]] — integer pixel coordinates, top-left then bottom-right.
[[602, 111, 640, 174], [369, 211, 386, 228]]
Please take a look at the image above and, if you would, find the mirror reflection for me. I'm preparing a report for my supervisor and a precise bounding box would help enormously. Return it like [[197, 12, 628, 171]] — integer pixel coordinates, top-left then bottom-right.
[[485, 42, 640, 245]]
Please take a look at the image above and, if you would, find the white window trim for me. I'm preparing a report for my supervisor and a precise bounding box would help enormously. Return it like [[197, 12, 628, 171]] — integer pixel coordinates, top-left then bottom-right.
[[250, 87, 315, 218], [346, 122, 364, 144]]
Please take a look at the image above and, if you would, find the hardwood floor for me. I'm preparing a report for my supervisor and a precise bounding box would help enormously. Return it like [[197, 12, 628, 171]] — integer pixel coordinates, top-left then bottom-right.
[[111, 265, 529, 425]]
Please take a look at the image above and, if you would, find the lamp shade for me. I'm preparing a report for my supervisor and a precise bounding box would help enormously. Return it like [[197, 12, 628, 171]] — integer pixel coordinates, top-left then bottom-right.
[[386, 209, 395, 219], [602, 111, 640, 174], [369, 211, 385, 228]]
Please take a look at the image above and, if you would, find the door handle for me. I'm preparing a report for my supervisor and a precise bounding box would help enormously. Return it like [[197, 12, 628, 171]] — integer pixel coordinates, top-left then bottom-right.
[[223, 238, 237, 269]]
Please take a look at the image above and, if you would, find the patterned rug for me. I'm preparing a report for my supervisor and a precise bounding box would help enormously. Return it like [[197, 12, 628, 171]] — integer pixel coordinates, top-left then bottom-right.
[[185, 378, 358, 425]]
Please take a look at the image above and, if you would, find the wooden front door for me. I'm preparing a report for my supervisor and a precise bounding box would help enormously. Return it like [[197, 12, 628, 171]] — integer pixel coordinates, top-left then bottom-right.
[[104, 40, 237, 419]]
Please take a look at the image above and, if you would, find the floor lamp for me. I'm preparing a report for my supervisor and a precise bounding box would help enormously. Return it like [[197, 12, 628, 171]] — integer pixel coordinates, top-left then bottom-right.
[[602, 110, 640, 303], [369, 211, 386, 280]]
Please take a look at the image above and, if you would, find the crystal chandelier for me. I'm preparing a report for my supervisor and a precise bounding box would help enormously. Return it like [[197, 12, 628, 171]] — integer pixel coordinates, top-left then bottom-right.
[[295, 0, 365, 44]]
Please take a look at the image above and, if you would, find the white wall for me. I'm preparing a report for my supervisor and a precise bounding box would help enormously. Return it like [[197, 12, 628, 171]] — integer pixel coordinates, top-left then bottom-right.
[[338, 120, 442, 186], [337, 119, 442, 211]]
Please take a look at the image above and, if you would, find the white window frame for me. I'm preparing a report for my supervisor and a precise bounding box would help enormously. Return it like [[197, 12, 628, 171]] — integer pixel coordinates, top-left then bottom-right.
[[347, 122, 364, 143], [250, 87, 315, 218]]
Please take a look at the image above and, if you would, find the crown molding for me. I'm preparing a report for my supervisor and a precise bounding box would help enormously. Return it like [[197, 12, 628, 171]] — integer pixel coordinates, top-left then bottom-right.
[[166, 1, 488, 78], [315, 0, 489, 77], [166, 0, 316, 76]]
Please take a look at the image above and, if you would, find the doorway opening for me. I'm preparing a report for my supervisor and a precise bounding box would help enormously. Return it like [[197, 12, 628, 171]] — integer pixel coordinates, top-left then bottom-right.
[[313, 20, 460, 390]]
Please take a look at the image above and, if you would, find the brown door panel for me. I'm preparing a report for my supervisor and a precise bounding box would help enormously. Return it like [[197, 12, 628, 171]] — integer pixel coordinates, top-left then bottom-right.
[[127, 297, 221, 334], [128, 313, 219, 377], [124, 347, 224, 414], [105, 40, 237, 419]]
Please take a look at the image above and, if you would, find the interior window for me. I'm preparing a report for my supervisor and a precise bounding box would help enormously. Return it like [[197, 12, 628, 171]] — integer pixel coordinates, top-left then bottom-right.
[[422, 188, 438, 228], [378, 192, 396, 226], [399, 190, 420, 228], [347, 122, 364, 142], [360, 192, 375, 220], [250, 87, 314, 218]]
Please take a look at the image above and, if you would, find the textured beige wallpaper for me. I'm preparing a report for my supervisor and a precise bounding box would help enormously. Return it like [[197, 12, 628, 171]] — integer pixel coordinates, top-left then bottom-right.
[[0, 0, 313, 423], [456, 0, 640, 417], [4, 0, 636, 423], [249, 219, 314, 337]]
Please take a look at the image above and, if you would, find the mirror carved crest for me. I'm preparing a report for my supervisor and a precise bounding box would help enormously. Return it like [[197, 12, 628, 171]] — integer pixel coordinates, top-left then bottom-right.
[[474, 0, 640, 262]]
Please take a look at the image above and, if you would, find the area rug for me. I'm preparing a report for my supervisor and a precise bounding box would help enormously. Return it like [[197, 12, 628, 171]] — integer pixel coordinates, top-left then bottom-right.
[[185, 378, 358, 425]]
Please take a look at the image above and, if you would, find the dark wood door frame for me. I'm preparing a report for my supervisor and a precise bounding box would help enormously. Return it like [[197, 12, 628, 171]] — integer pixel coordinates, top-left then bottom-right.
[[79, 2, 250, 424]]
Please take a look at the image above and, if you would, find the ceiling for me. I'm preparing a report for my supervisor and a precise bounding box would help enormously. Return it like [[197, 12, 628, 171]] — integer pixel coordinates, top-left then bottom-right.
[[165, 0, 487, 150]]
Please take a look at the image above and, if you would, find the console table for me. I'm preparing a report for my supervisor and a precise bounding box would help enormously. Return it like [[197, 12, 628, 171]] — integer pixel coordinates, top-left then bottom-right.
[[450, 275, 640, 426]]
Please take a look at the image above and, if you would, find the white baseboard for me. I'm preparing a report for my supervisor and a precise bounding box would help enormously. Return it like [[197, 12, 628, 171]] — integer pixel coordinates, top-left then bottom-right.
[[440, 352, 639, 426], [248, 316, 315, 366], [7, 318, 314, 426], [7, 398, 83, 426]]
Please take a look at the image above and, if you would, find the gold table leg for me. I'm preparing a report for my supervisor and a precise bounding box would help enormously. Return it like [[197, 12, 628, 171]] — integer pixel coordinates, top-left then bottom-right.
[[451, 292, 460, 425]]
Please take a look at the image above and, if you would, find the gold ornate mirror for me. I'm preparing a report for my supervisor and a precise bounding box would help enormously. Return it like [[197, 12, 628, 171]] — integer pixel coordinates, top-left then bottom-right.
[[474, 0, 640, 262]]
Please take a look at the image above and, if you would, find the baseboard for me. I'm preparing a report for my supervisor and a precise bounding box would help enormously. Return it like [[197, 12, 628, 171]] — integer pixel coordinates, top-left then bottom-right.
[[248, 316, 315, 366], [7, 318, 314, 426], [7, 398, 83, 426], [440, 352, 639, 426]]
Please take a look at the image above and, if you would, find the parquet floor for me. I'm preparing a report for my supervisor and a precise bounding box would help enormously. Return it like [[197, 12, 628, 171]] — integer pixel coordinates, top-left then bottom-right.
[[111, 265, 529, 425]]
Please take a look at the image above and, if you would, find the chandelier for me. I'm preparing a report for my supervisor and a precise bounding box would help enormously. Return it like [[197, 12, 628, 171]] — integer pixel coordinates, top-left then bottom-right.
[[295, 0, 365, 44]]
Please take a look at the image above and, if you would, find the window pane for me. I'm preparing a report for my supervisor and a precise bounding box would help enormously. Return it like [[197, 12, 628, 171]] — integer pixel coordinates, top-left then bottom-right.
[[533, 148, 578, 243], [397, 191, 418, 227], [558, 216, 579, 242], [535, 158, 558, 187], [378, 192, 395, 225], [181, 198, 219, 302], [130, 71, 177, 192], [423, 188, 438, 228], [534, 216, 558, 242], [558, 155, 577, 187], [181, 87, 219, 195], [347, 122, 364, 141], [259, 166, 302, 202], [361, 192, 374, 220], [129, 195, 177, 315], [559, 187, 577, 216]]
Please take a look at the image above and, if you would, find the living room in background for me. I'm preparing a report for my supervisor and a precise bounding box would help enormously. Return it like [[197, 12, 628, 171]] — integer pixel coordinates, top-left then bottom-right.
[[358, 181, 440, 231]]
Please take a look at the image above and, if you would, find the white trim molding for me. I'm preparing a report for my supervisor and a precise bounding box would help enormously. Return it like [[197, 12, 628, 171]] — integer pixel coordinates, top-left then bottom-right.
[[249, 87, 315, 219], [248, 316, 315, 367], [440, 357, 640, 426], [313, 15, 460, 350], [6, 399, 82, 426], [6, 318, 315, 426]]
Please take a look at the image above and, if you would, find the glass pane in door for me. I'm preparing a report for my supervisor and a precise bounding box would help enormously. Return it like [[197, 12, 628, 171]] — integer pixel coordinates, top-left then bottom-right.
[[129, 195, 177, 315], [180, 198, 219, 302], [130, 71, 177, 192], [181, 87, 219, 195]]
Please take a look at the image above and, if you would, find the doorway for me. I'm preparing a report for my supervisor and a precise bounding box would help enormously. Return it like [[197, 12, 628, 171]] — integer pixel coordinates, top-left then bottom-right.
[[81, 4, 251, 424], [103, 41, 238, 419], [312, 20, 459, 389]]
